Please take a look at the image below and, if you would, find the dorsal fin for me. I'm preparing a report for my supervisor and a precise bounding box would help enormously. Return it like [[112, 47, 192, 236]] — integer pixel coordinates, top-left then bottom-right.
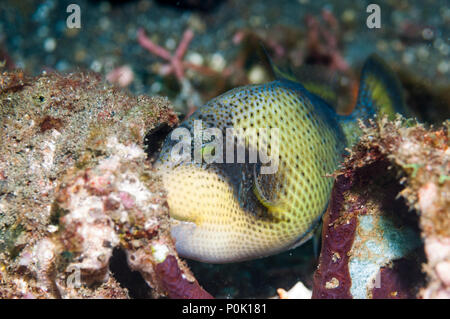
[[259, 44, 339, 107], [293, 65, 340, 108]]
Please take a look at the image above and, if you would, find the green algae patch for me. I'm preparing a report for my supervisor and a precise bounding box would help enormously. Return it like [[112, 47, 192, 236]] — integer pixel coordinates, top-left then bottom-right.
[[0, 222, 25, 259]]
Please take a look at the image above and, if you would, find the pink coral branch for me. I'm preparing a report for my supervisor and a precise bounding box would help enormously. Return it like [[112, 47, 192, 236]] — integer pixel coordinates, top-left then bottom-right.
[[137, 28, 172, 61], [175, 29, 194, 59], [137, 28, 195, 82]]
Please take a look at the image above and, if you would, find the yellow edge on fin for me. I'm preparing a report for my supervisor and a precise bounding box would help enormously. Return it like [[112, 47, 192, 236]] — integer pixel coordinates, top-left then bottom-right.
[[252, 166, 287, 214]]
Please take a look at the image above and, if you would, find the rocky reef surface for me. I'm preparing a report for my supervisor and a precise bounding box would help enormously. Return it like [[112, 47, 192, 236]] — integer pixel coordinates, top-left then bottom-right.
[[313, 117, 449, 299], [0, 70, 213, 298]]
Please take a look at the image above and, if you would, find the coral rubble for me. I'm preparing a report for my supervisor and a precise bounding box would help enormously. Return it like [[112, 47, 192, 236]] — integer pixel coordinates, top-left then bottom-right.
[[0, 70, 211, 298]]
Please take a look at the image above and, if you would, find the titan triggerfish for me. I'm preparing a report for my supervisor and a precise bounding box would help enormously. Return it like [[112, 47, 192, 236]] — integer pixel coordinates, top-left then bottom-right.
[[156, 54, 407, 263]]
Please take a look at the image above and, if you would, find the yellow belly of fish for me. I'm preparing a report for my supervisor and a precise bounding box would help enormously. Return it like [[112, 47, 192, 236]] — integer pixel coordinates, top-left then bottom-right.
[[162, 160, 330, 263], [160, 82, 342, 263]]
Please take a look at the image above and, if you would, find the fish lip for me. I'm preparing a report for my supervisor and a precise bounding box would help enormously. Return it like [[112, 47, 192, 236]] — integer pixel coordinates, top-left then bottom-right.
[[169, 217, 196, 225], [169, 219, 199, 260]]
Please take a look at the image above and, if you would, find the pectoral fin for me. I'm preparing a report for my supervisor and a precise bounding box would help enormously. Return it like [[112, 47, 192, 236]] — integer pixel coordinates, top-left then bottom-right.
[[252, 164, 287, 214]]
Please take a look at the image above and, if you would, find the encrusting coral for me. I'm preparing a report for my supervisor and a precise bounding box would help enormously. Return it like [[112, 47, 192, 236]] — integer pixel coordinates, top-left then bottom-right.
[[312, 117, 449, 299], [0, 70, 211, 298]]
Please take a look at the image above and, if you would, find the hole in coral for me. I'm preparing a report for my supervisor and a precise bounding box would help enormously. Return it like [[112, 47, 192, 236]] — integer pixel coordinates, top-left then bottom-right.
[[352, 160, 427, 298], [372, 248, 427, 298], [109, 248, 151, 299], [313, 157, 427, 298], [144, 123, 173, 162]]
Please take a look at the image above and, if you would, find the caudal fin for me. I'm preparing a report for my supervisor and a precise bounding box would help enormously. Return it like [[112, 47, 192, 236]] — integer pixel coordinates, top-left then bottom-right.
[[353, 54, 408, 120], [340, 54, 409, 146]]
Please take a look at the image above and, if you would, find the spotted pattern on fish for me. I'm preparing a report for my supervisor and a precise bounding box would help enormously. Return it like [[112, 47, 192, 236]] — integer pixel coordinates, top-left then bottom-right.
[[156, 54, 406, 263]]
